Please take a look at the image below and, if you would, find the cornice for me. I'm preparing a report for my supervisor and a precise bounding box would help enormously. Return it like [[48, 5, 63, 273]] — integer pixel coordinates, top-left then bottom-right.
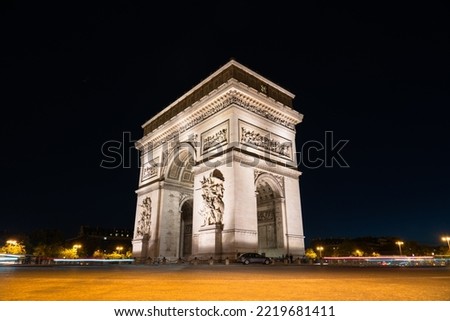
[[136, 85, 303, 152], [141, 60, 297, 135]]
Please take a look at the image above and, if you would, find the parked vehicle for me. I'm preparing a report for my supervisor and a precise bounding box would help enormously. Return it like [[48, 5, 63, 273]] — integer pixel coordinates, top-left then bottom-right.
[[238, 252, 272, 265]]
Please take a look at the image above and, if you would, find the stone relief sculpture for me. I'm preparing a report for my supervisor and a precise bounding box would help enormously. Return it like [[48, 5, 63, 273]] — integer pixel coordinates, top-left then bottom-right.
[[136, 196, 152, 237], [257, 210, 275, 222], [199, 172, 225, 226], [202, 128, 227, 153], [142, 162, 157, 180], [241, 127, 291, 157], [149, 91, 296, 149]]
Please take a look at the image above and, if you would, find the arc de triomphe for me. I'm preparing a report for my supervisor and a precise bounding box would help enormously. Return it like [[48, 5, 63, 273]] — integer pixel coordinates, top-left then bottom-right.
[[132, 59, 305, 261]]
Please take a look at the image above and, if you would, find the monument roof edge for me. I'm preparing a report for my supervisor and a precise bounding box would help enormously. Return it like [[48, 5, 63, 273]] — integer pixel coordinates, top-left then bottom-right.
[[141, 59, 296, 129]]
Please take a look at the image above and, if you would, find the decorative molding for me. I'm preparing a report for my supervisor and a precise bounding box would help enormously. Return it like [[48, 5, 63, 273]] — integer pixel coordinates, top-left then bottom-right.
[[232, 91, 296, 130], [142, 60, 295, 135], [188, 133, 199, 147], [222, 228, 257, 235], [286, 234, 306, 239], [254, 169, 285, 192], [137, 90, 297, 151], [179, 192, 192, 209]]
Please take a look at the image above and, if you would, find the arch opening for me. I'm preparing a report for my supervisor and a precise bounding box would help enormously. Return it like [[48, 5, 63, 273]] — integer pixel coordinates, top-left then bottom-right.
[[180, 199, 193, 257], [165, 145, 195, 259], [255, 176, 284, 257]]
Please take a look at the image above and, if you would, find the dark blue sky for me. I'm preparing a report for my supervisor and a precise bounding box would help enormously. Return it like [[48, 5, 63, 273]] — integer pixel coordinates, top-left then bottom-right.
[[1, 2, 449, 246]]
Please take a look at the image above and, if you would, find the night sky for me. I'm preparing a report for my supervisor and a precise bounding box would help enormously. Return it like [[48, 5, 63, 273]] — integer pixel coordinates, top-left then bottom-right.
[[1, 2, 449, 246]]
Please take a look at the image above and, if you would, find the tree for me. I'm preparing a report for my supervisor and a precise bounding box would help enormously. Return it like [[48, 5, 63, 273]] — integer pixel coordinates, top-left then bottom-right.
[[29, 229, 65, 258], [104, 251, 123, 259], [0, 240, 26, 255], [33, 244, 64, 258], [352, 249, 364, 257], [305, 248, 317, 260], [93, 250, 104, 259], [58, 248, 78, 259]]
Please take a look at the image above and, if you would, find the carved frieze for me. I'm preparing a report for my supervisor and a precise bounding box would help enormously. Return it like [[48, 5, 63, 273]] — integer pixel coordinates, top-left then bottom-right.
[[257, 210, 275, 222], [240, 120, 292, 160], [141, 157, 159, 181], [142, 91, 296, 150], [201, 121, 229, 154]]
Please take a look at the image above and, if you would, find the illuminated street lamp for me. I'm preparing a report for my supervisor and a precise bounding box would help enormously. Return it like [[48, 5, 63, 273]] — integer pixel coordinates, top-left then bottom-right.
[[116, 246, 123, 253], [316, 246, 324, 258], [395, 241, 404, 256], [6, 240, 17, 246], [73, 244, 82, 257], [442, 236, 450, 250]]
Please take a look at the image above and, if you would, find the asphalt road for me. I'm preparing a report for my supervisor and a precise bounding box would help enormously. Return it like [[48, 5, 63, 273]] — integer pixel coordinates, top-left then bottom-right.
[[1, 263, 450, 301]]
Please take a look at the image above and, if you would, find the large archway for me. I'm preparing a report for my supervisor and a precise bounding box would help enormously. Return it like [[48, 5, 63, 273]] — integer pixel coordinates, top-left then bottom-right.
[[255, 174, 284, 257], [165, 145, 195, 259]]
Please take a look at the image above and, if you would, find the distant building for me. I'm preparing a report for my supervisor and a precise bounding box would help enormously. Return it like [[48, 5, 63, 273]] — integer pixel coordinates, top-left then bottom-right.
[[67, 226, 132, 257]]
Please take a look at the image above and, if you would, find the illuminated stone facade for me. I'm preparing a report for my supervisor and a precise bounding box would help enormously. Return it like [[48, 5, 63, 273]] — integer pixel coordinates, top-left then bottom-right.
[[132, 60, 305, 261]]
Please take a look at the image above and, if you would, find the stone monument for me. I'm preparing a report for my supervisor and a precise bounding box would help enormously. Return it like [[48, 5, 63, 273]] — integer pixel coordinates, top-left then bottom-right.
[[132, 59, 305, 261]]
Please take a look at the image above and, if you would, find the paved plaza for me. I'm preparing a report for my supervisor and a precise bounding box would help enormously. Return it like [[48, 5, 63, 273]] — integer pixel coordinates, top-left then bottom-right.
[[1, 264, 450, 301]]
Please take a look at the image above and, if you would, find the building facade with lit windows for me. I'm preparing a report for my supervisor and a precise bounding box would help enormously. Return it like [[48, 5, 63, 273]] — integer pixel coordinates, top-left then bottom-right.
[[132, 60, 305, 261], [67, 225, 132, 257]]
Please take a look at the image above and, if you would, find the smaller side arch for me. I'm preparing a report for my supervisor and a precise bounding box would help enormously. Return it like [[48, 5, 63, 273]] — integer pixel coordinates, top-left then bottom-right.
[[178, 196, 194, 258]]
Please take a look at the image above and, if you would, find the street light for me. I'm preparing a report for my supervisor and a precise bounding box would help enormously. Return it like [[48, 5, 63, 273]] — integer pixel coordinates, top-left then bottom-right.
[[395, 241, 404, 256], [73, 244, 82, 257], [442, 236, 450, 250], [316, 246, 324, 258], [116, 246, 123, 253], [6, 240, 17, 246]]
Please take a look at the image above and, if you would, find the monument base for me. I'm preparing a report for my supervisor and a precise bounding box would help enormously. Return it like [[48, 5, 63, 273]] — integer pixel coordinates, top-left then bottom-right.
[[197, 223, 223, 259]]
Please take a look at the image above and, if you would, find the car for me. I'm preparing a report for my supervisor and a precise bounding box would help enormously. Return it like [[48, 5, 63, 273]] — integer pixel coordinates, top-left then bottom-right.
[[238, 252, 272, 265]]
